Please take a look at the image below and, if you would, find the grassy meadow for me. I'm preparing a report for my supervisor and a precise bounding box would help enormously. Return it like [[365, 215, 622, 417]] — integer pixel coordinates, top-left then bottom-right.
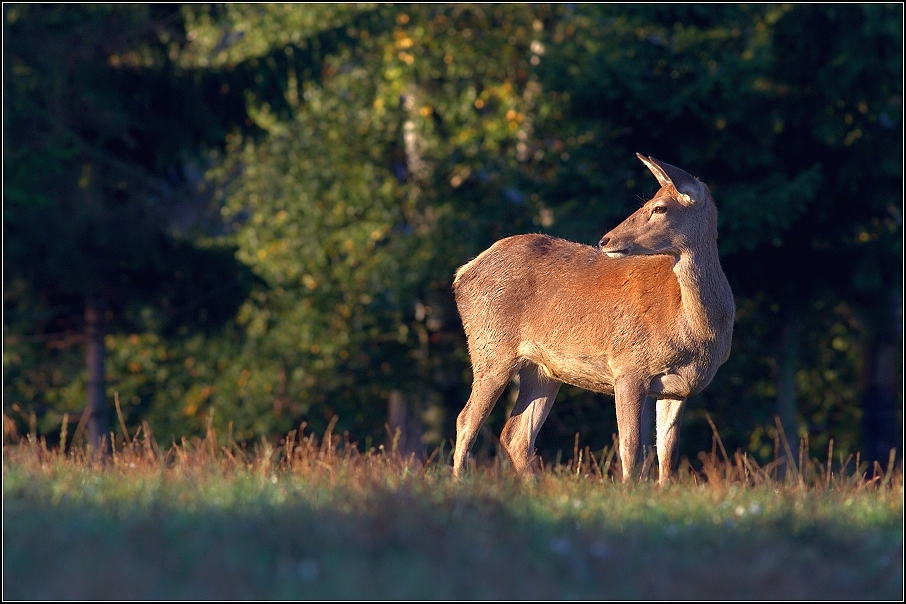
[[3, 422, 903, 600]]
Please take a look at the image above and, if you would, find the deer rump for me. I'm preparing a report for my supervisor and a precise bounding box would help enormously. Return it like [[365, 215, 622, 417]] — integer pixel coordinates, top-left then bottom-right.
[[453, 235, 686, 398]]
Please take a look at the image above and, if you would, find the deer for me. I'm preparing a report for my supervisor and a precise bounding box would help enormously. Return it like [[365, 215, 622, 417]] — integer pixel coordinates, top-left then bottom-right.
[[451, 153, 735, 484]]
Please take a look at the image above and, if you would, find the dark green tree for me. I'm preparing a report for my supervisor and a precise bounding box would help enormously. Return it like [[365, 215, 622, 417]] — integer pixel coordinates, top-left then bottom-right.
[[534, 3, 902, 464], [3, 4, 255, 447]]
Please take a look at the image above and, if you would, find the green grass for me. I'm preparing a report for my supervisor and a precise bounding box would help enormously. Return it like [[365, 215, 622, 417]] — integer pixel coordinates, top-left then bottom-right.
[[3, 427, 903, 600]]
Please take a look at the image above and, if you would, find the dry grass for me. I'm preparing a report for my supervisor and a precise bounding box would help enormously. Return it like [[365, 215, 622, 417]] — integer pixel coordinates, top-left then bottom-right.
[[3, 418, 904, 599]]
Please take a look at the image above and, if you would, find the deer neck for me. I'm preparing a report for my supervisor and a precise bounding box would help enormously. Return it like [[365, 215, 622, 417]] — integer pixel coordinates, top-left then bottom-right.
[[673, 244, 734, 344]]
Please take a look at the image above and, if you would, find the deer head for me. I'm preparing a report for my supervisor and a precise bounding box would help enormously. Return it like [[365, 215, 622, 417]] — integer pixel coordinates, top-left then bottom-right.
[[598, 154, 715, 260]]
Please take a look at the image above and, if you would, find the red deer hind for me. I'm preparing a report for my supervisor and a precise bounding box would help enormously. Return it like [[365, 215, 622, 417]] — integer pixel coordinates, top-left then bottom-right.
[[452, 153, 735, 484]]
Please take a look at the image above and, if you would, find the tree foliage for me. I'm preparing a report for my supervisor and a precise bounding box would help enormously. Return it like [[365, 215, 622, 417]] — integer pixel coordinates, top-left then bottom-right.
[[532, 3, 902, 461], [3, 4, 255, 440], [4, 4, 901, 465]]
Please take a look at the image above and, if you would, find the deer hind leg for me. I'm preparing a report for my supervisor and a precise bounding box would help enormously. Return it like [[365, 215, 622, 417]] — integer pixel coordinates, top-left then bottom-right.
[[500, 366, 561, 475], [655, 397, 685, 485], [453, 363, 512, 477], [614, 374, 650, 483]]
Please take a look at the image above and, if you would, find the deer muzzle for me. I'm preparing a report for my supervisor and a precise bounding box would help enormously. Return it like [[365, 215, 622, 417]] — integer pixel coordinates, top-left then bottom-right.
[[598, 236, 629, 258]]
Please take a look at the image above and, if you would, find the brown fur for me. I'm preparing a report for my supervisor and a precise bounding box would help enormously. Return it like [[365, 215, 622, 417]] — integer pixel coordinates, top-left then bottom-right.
[[452, 154, 735, 483]]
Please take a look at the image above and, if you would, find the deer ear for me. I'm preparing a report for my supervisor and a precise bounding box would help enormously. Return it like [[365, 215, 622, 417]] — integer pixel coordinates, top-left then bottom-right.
[[636, 152, 671, 188], [637, 153, 705, 207]]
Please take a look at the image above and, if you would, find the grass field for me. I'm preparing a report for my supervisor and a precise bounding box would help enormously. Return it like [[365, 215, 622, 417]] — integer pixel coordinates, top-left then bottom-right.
[[3, 424, 903, 600]]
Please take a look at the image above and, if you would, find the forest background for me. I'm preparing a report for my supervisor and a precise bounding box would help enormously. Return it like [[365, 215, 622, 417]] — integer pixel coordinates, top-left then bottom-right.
[[4, 4, 902, 470]]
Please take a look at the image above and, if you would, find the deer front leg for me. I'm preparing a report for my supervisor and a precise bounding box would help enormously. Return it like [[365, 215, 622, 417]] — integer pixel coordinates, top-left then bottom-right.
[[614, 374, 649, 483], [453, 367, 511, 477], [655, 397, 685, 485], [500, 367, 561, 475]]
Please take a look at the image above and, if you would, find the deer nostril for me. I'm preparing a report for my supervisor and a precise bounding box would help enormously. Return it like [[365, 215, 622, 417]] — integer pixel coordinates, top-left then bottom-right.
[[598, 237, 609, 249]]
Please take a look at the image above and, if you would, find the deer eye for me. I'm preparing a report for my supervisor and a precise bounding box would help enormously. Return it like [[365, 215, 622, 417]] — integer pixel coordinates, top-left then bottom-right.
[[652, 206, 667, 215]]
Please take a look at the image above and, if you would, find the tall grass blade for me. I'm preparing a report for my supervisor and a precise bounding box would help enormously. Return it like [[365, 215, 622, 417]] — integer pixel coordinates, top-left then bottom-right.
[[114, 392, 130, 442]]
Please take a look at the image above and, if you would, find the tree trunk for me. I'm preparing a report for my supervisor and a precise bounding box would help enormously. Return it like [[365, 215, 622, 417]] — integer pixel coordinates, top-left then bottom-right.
[[85, 289, 109, 452], [860, 291, 902, 468], [387, 389, 424, 460], [776, 309, 800, 478]]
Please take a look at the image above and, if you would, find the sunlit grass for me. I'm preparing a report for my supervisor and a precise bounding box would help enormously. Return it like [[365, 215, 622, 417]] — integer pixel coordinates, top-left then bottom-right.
[[3, 420, 903, 599]]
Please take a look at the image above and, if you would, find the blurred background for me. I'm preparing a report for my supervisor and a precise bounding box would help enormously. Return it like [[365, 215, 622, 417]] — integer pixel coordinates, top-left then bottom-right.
[[4, 4, 902, 468]]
